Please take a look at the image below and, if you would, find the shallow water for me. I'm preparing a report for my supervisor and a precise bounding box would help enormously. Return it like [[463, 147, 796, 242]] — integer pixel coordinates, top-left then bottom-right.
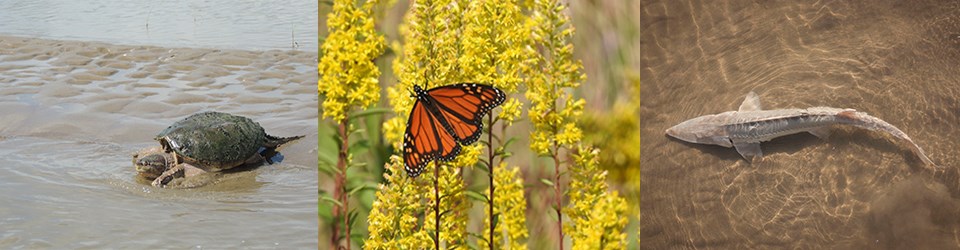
[[0, 0, 318, 51], [641, 1, 960, 249], [0, 36, 318, 248]]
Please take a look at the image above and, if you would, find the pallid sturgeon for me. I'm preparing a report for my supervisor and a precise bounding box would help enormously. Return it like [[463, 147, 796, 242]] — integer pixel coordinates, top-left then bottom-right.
[[666, 92, 936, 167]]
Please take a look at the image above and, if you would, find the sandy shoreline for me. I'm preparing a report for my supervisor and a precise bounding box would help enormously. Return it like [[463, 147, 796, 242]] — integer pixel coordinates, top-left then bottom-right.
[[0, 35, 317, 142]]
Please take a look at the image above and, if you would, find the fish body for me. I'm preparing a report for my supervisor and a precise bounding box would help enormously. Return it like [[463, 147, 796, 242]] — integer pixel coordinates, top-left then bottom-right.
[[666, 92, 936, 167]]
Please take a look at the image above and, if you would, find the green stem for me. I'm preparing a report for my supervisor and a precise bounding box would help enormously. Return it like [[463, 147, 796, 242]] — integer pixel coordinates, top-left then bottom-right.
[[488, 113, 495, 249], [334, 118, 350, 250], [435, 159, 441, 250], [553, 143, 563, 250]]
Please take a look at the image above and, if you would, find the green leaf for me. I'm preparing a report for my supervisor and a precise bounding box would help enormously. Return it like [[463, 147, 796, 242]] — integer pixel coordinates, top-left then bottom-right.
[[465, 232, 486, 242], [319, 151, 336, 166], [348, 161, 366, 169], [318, 121, 340, 175], [476, 159, 491, 172], [547, 208, 560, 221], [501, 137, 518, 150], [348, 209, 361, 228], [490, 132, 503, 143], [540, 178, 555, 186], [466, 190, 488, 202], [349, 139, 371, 155], [331, 132, 343, 148], [348, 183, 375, 196], [350, 232, 365, 243], [321, 195, 343, 207], [349, 107, 393, 120], [318, 200, 333, 221], [325, 164, 343, 175], [318, 163, 337, 176]]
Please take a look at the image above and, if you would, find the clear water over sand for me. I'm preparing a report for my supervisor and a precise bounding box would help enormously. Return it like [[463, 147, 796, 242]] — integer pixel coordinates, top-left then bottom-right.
[[641, 1, 960, 248], [0, 36, 318, 248], [0, 0, 318, 51]]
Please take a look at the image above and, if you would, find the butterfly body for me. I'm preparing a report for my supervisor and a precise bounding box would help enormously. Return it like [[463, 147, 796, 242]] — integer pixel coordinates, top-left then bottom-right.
[[402, 83, 505, 177]]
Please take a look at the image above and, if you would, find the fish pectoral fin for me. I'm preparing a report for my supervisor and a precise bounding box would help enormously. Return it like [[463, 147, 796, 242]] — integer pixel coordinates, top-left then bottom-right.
[[738, 91, 763, 111], [808, 127, 832, 140], [734, 142, 763, 162]]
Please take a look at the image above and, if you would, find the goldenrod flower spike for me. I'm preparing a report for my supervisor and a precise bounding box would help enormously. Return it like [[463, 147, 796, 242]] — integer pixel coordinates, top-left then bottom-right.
[[479, 164, 530, 249], [365, 156, 434, 249], [566, 147, 628, 249], [319, 0, 385, 122]]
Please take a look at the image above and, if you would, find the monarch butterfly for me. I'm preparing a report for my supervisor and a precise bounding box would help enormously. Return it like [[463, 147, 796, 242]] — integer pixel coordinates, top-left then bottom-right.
[[402, 83, 506, 177]]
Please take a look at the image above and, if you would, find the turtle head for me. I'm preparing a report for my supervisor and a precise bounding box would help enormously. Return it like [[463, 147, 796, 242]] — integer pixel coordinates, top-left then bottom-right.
[[133, 146, 173, 179]]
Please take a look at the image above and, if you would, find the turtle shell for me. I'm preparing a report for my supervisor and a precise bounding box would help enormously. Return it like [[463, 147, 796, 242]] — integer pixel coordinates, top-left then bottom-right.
[[155, 111, 266, 170]]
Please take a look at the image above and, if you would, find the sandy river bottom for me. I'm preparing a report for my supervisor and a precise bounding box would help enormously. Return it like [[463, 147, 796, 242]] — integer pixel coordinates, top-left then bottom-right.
[[641, 1, 960, 249]]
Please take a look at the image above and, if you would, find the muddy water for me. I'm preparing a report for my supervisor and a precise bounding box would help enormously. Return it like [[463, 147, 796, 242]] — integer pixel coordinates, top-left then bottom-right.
[[0, 36, 317, 248], [641, 1, 960, 249], [0, 0, 318, 51]]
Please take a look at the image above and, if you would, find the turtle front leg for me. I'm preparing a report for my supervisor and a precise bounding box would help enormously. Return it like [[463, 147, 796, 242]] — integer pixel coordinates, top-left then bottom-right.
[[152, 163, 209, 188], [152, 164, 186, 187]]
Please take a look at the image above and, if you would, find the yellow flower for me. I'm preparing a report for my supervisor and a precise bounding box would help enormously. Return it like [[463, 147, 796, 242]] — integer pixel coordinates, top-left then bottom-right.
[[529, 131, 551, 155], [318, 0, 385, 122], [450, 144, 481, 169], [498, 98, 523, 126], [480, 163, 529, 249], [365, 156, 434, 249], [460, 0, 531, 94], [571, 194, 628, 250], [438, 164, 470, 247], [565, 146, 628, 249], [525, 0, 586, 156], [579, 78, 640, 213], [556, 123, 583, 146], [381, 116, 405, 150]]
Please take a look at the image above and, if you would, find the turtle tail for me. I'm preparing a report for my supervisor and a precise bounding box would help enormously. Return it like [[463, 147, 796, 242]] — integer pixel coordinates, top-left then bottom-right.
[[261, 134, 304, 164], [264, 134, 304, 149]]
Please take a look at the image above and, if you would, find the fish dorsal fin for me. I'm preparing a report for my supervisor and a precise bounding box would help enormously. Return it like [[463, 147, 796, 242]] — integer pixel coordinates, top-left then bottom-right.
[[738, 91, 763, 111]]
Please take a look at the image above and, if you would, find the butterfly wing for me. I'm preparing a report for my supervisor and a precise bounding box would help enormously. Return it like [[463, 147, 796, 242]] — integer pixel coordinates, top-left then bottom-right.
[[403, 99, 462, 177], [426, 83, 506, 145]]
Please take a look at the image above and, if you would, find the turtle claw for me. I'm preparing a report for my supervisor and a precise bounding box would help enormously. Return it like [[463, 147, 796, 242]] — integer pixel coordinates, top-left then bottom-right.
[[151, 177, 166, 187], [152, 164, 186, 188]]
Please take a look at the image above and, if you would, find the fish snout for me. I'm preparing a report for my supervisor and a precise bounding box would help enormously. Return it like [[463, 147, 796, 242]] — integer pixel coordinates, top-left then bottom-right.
[[665, 127, 677, 137], [665, 124, 699, 143]]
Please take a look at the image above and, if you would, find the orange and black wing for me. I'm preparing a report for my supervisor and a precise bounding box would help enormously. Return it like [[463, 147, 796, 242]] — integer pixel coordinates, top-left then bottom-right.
[[402, 99, 462, 177], [426, 83, 506, 145]]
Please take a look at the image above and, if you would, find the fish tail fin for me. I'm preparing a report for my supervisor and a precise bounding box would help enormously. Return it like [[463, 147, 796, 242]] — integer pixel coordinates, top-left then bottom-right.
[[838, 110, 937, 167]]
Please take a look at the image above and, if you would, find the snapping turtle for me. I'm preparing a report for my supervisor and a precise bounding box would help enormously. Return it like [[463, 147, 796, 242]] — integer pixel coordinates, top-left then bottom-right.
[[133, 111, 303, 188]]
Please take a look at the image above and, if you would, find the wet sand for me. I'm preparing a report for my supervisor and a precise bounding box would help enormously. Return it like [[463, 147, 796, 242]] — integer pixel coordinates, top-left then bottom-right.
[[641, 1, 960, 249], [0, 35, 317, 248]]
